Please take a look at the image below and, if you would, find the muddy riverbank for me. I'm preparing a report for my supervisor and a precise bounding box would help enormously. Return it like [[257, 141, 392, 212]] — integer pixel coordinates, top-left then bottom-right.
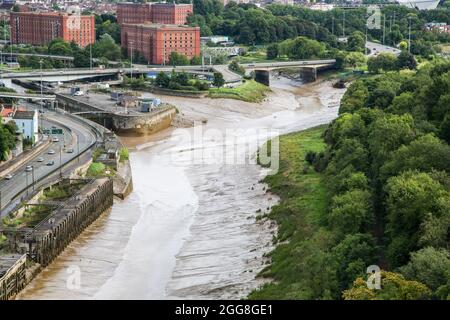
[[17, 76, 346, 299]]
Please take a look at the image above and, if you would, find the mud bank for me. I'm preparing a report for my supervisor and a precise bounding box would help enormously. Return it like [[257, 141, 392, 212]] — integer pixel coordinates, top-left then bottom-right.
[[17, 77, 346, 300]]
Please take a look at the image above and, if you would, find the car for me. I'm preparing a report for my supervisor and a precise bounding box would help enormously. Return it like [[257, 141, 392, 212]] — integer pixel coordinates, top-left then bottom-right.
[[36, 157, 44, 162], [65, 148, 74, 153], [73, 90, 84, 96], [48, 149, 55, 155], [52, 137, 59, 142], [46, 160, 55, 166], [25, 165, 33, 172], [4, 174, 13, 180]]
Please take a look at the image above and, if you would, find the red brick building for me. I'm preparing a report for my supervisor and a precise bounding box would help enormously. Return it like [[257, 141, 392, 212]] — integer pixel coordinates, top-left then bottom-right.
[[116, 2, 152, 25], [121, 23, 200, 65], [10, 12, 95, 47], [117, 2, 193, 25]]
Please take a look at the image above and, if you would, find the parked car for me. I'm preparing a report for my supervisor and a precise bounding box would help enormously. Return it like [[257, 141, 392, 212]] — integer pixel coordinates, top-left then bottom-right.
[[46, 160, 55, 166], [48, 149, 55, 155], [4, 174, 13, 180], [73, 90, 84, 96], [25, 165, 33, 172], [65, 148, 74, 153]]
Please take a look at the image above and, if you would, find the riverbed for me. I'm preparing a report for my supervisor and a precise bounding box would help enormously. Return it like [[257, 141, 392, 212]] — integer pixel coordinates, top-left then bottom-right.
[[16, 77, 346, 299]]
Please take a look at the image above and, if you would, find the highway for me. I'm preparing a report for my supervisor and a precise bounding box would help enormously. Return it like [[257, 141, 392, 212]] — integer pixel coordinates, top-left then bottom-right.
[[0, 104, 97, 218], [0, 59, 337, 83], [366, 41, 402, 57]]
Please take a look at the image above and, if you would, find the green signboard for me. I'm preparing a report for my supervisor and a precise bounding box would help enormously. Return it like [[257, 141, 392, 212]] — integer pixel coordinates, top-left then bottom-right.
[[51, 128, 63, 135], [43, 129, 51, 134]]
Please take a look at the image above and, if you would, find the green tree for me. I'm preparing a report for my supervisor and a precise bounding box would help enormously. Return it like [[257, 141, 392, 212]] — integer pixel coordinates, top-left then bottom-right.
[[279, 36, 325, 60], [385, 170, 448, 267], [418, 213, 450, 249], [155, 71, 170, 88], [213, 72, 225, 88], [344, 52, 366, 69], [331, 233, 378, 291], [396, 51, 417, 70], [93, 33, 121, 61], [190, 55, 202, 65], [400, 247, 450, 292], [228, 60, 245, 75], [367, 53, 397, 74], [367, 113, 416, 170], [48, 39, 72, 56], [169, 52, 190, 66], [386, 92, 415, 115], [343, 271, 431, 300], [347, 31, 365, 52], [266, 43, 279, 59], [0, 122, 17, 161], [329, 189, 373, 235], [380, 134, 450, 181]]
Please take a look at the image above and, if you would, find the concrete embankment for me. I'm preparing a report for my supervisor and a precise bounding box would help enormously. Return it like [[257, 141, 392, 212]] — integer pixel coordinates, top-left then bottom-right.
[[56, 93, 177, 134], [0, 178, 114, 300]]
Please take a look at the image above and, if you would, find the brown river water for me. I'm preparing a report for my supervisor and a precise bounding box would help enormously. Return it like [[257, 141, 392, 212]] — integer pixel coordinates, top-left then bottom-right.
[[17, 77, 346, 300]]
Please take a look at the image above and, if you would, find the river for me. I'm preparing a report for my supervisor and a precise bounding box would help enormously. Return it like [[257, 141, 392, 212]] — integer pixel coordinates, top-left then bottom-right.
[[16, 76, 346, 300]]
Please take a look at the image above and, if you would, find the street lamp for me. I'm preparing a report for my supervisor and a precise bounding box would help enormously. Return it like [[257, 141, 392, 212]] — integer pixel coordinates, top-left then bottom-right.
[[39, 59, 44, 130], [130, 41, 133, 79], [31, 167, 35, 191], [89, 29, 93, 70], [59, 145, 62, 178], [25, 171, 29, 196], [77, 134, 80, 163]]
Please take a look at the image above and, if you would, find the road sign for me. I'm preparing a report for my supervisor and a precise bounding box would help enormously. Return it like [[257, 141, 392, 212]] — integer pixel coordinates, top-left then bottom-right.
[[42, 129, 50, 134], [51, 128, 63, 135]]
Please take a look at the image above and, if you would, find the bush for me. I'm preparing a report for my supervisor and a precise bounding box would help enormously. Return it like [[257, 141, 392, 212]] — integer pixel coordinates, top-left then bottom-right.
[[87, 162, 106, 177], [194, 81, 209, 91], [119, 147, 129, 162], [305, 151, 316, 165], [168, 81, 182, 90]]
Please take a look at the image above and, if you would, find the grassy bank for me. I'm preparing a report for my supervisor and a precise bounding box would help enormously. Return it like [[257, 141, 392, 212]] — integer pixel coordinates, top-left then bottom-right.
[[249, 126, 331, 299], [208, 80, 270, 103]]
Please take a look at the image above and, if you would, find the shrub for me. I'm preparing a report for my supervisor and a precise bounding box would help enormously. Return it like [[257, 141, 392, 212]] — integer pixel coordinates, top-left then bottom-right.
[[119, 147, 129, 162], [87, 162, 106, 177]]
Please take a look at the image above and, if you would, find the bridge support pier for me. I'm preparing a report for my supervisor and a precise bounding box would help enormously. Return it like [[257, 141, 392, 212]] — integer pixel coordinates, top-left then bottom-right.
[[254, 69, 270, 86], [299, 67, 317, 83]]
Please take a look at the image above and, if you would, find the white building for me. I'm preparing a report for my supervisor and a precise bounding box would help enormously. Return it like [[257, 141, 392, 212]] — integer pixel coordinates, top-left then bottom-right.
[[310, 3, 335, 11], [13, 110, 38, 143]]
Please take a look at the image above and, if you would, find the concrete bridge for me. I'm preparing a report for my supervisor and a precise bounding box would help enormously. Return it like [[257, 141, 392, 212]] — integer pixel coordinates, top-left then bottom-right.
[[1, 52, 74, 62], [243, 59, 336, 85], [0, 92, 56, 100], [0, 59, 336, 84]]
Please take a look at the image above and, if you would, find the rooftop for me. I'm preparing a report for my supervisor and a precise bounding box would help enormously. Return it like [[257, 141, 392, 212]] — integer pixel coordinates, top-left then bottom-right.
[[13, 110, 35, 120], [1, 107, 15, 118], [123, 23, 199, 29], [11, 11, 93, 18]]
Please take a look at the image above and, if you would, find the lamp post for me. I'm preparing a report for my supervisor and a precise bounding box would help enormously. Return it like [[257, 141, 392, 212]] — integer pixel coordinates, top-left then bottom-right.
[[31, 167, 35, 191], [59, 145, 62, 178], [26, 171, 29, 196], [9, 26, 12, 62], [89, 29, 93, 70], [77, 134, 80, 163], [130, 41, 133, 79], [39, 59, 44, 130]]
